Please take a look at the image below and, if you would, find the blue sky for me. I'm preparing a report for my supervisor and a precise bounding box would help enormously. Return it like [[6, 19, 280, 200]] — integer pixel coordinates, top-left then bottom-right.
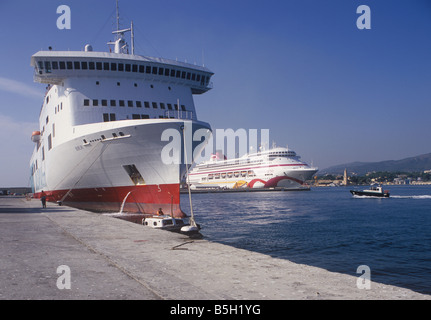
[[1, 0, 431, 186]]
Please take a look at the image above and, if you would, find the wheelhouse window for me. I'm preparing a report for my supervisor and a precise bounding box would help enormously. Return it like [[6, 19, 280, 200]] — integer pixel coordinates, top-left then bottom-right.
[[66, 61, 73, 70], [74, 61, 80, 69], [103, 62, 109, 71], [111, 63, 117, 71], [81, 61, 88, 69]]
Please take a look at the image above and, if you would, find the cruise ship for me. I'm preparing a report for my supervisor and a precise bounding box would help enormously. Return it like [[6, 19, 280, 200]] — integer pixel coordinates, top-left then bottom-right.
[[188, 147, 318, 190], [29, 6, 213, 217]]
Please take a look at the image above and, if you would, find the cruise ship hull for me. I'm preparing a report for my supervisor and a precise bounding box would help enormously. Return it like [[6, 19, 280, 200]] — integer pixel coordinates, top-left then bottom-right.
[[32, 119, 210, 217], [188, 147, 318, 190], [189, 168, 317, 190]]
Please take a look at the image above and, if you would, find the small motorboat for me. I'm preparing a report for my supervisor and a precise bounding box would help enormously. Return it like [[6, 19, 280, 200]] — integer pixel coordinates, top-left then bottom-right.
[[350, 185, 390, 198], [142, 215, 201, 236], [142, 215, 186, 231]]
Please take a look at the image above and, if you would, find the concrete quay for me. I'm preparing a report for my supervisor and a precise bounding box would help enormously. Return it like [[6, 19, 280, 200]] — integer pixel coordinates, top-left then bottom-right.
[[0, 196, 429, 300]]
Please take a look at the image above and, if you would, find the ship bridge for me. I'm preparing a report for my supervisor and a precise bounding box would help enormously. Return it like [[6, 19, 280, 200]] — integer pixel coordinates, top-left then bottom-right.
[[31, 50, 213, 94]]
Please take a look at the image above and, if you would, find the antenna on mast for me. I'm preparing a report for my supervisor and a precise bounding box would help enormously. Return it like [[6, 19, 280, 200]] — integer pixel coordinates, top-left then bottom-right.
[[131, 21, 135, 55], [108, 0, 135, 54], [116, 0, 120, 34]]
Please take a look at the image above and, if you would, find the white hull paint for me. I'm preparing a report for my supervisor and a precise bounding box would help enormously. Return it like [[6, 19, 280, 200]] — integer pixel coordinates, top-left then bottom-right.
[[188, 147, 318, 190], [29, 8, 213, 217]]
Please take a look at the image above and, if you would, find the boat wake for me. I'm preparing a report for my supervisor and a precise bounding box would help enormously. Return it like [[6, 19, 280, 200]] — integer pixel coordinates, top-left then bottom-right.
[[352, 195, 389, 199], [353, 194, 431, 199], [391, 195, 431, 199]]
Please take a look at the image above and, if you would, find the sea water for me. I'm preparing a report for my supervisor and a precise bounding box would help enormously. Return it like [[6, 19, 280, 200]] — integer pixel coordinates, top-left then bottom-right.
[[180, 185, 431, 295]]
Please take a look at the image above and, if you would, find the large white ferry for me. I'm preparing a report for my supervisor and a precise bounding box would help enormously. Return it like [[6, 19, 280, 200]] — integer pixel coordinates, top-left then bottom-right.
[[188, 147, 318, 190], [29, 5, 212, 217]]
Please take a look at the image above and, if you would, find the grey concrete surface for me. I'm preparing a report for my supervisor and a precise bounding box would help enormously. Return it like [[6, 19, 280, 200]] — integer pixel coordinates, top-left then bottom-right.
[[0, 197, 429, 300]]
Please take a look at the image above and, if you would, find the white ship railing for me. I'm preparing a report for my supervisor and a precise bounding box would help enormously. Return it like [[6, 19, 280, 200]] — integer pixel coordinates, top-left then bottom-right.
[[164, 110, 195, 120]]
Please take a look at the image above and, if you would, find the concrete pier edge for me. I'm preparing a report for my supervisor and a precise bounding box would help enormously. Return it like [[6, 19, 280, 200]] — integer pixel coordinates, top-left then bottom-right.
[[0, 196, 429, 300]]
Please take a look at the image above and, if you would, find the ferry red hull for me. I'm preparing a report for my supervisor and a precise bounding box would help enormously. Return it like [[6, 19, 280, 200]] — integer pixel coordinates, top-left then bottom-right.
[[34, 183, 186, 218]]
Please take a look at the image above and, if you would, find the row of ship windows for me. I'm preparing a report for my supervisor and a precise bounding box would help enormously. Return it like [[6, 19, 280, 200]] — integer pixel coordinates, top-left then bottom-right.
[[201, 159, 264, 169], [37, 60, 210, 85], [103, 113, 193, 122], [102, 113, 190, 122], [83, 99, 187, 111], [203, 170, 257, 181]]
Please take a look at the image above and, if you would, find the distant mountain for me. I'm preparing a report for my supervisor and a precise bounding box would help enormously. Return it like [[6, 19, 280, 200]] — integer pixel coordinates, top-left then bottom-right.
[[320, 153, 431, 176]]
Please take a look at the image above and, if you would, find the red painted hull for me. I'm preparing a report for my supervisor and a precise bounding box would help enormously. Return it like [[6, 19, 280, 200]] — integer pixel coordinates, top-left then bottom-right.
[[34, 183, 186, 218]]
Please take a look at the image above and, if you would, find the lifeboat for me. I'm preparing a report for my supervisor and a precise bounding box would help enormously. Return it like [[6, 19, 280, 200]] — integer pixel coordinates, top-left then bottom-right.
[[31, 131, 41, 143]]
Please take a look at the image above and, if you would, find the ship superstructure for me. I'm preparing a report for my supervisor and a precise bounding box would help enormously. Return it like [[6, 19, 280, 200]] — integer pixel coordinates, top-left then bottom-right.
[[29, 10, 213, 217], [188, 147, 318, 189]]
